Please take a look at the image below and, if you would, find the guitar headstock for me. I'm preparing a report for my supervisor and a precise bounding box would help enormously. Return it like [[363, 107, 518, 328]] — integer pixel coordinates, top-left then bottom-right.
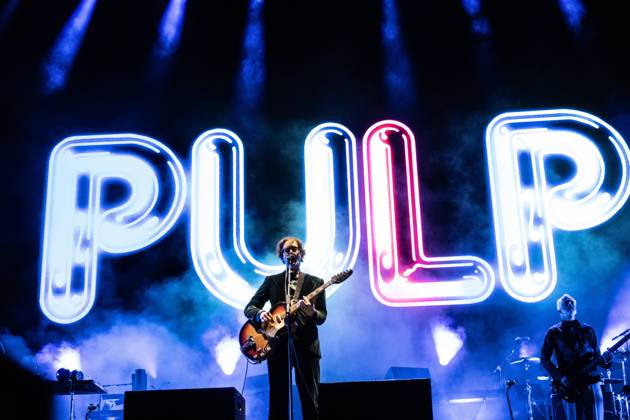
[[330, 269, 353, 285]]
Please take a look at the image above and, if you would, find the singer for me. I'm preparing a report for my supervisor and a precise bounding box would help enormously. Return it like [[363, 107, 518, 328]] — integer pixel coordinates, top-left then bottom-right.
[[244, 237, 327, 420]]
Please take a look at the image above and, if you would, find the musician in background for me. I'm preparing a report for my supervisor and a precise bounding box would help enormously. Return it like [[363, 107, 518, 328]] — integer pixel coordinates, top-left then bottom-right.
[[244, 237, 327, 420], [540, 293, 613, 420]]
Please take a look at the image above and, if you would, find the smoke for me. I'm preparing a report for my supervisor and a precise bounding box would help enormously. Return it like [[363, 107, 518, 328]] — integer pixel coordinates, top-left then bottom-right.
[[16, 268, 251, 394], [601, 271, 630, 350], [37, 342, 82, 373], [203, 328, 241, 376], [0, 331, 38, 372], [31, 318, 242, 391], [24, 315, 251, 420]]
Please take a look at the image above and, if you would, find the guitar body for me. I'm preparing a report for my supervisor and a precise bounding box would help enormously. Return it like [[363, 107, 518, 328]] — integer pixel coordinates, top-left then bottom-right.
[[552, 371, 600, 403], [238, 303, 290, 363], [551, 330, 630, 402]]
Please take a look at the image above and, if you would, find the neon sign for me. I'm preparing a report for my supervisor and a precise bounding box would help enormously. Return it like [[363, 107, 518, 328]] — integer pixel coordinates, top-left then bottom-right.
[[190, 124, 361, 308], [40, 134, 186, 324], [486, 110, 630, 302], [39, 110, 630, 323], [363, 120, 494, 306]]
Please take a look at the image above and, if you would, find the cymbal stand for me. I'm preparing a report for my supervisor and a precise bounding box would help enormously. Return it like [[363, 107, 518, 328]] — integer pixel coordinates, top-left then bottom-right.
[[606, 369, 615, 393], [505, 379, 516, 420], [69, 382, 76, 420], [525, 380, 534, 420], [493, 343, 519, 389], [613, 393, 628, 420], [605, 369, 621, 419], [621, 347, 629, 419], [521, 360, 535, 420]]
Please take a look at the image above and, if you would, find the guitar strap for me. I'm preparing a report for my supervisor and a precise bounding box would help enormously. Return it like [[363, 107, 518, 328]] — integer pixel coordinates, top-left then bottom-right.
[[291, 272, 305, 303]]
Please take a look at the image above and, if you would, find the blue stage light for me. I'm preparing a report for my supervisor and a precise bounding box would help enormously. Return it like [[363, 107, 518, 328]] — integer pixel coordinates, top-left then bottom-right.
[[431, 322, 465, 366], [42, 0, 98, 94], [381, 0, 415, 109], [154, 0, 187, 58], [558, 0, 585, 34], [236, 0, 265, 110], [0, 0, 20, 35], [460, 0, 490, 35]]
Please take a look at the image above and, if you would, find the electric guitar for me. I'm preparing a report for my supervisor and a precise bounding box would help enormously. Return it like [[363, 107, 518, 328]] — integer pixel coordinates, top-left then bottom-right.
[[553, 330, 630, 402], [239, 269, 353, 363]]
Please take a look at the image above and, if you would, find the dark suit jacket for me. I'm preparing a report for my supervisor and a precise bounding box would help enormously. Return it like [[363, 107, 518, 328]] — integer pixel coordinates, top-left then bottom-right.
[[244, 271, 327, 358]]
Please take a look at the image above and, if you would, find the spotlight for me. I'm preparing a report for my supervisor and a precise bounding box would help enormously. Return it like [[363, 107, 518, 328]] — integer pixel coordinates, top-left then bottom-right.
[[56, 367, 71, 382], [56, 368, 84, 382], [431, 323, 465, 366], [70, 369, 84, 382]]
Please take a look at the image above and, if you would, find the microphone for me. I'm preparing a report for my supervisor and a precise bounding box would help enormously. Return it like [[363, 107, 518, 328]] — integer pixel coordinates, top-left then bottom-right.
[[506, 379, 517, 388], [514, 336, 530, 342]]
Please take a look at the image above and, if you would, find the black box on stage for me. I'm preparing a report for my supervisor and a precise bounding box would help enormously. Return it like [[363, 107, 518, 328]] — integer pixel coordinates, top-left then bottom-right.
[[123, 387, 245, 419], [0, 354, 53, 419], [319, 378, 433, 419]]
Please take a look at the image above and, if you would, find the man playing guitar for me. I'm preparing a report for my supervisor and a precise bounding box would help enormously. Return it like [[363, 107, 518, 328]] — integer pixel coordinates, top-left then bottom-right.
[[540, 294, 614, 419], [244, 237, 326, 420]]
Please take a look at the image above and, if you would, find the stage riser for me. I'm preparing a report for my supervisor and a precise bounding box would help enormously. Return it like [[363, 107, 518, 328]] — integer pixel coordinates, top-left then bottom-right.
[[319, 378, 433, 419], [123, 387, 245, 420]]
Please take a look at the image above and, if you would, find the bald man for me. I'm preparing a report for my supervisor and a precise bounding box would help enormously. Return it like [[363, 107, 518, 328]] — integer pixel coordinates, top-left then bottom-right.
[[540, 294, 613, 420]]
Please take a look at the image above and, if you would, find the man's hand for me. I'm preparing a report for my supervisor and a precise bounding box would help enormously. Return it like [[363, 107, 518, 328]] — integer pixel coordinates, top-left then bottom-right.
[[601, 350, 614, 365], [258, 310, 273, 324], [298, 297, 315, 318]]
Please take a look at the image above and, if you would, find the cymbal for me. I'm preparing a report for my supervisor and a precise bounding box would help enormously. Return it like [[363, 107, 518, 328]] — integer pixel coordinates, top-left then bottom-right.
[[510, 357, 541, 365], [603, 378, 624, 384]]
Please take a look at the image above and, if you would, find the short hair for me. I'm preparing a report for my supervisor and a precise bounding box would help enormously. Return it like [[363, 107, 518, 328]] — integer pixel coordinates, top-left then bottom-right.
[[275, 236, 306, 260], [556, 293, 576, 311]]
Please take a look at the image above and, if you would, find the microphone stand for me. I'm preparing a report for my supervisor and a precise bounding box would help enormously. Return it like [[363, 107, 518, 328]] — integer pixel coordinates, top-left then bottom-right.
[[493, 340, 520, 389], [505, 379, 516, 420], [285, 261, 294, 420]]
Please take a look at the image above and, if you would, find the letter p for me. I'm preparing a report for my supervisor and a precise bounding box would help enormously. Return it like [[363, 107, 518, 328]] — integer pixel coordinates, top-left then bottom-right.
[[486, 110, 630, 302], [40, 134, 186, 323]]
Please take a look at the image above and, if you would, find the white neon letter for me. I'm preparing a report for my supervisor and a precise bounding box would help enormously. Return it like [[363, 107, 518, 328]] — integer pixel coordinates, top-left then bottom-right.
[[486, 109, 630, 302], [40, 134, 186, 323], [191, 124, 360, 308], [363, 120, 494, 306]]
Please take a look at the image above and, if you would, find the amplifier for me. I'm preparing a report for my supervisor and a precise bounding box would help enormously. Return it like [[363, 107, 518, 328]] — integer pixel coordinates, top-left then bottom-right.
[[124, 387, 245, 420], [320, 378, 433, 419]]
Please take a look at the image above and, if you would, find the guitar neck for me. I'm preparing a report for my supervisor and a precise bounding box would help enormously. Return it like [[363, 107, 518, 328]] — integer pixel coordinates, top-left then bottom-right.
[[288, 278, 336, 315], [582, 332, 630, 373], [306, 278, 336, 302]]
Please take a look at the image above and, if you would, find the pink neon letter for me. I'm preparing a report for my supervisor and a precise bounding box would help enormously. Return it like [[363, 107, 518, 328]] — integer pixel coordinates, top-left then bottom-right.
[[363, 120, 494, 306]]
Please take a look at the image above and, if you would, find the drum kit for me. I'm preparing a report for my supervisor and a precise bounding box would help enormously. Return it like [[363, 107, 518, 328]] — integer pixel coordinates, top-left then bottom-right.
[[499, 339, 630, 419], [602, 347, 630, 420]]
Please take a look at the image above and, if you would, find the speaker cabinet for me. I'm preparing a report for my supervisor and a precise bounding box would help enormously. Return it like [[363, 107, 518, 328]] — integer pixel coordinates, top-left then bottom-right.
[[124, 387, 245, 419], [0, 354, 53, 420], [319, 378, 433, 419]]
